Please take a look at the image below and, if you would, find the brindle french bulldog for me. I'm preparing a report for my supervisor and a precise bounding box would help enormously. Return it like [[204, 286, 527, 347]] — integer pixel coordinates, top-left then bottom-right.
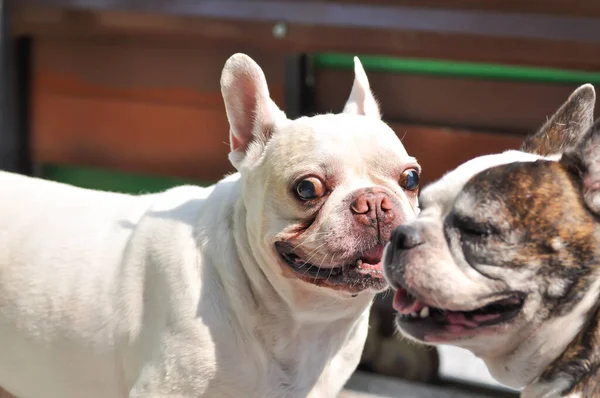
[[384, 84, 600, 397]]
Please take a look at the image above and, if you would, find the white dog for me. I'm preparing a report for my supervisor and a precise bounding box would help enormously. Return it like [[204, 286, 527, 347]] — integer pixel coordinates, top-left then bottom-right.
[[0, 53, 420, 398]]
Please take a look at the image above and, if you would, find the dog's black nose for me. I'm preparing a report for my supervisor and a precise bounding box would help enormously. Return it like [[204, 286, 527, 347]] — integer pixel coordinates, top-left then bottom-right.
[[391, 225, 424, 250]]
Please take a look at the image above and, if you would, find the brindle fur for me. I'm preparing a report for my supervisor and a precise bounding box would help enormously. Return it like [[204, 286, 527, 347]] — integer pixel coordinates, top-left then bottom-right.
[[521, 87, 595, 156]]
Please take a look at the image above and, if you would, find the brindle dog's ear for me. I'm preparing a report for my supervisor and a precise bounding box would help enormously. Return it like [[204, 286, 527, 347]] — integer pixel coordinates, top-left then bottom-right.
[[521, 84, 596, 156], [562, 118, 600, 214]]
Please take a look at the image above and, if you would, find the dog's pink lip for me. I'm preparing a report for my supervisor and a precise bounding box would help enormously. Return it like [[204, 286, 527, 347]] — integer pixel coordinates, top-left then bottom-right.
[[422, 319, 510, 343], [274, 241, 387, 287]]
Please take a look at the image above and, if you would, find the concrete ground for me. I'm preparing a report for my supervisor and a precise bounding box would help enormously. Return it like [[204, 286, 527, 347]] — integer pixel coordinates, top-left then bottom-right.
[[343, 345, 520, 398], [342, 371, 516, 398], [342, 372, 508, 398], [0, 343, 516, 398]]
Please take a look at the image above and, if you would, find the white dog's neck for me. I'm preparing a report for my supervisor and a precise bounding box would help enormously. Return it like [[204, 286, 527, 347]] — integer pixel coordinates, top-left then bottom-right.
[[200, 173, 374, 352]]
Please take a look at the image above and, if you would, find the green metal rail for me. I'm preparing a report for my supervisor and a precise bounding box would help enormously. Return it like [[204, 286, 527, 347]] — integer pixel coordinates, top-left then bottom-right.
[[315, 53, 600, 84]]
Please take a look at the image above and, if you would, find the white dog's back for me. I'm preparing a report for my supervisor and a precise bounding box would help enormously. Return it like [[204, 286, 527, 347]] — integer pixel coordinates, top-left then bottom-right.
[[0, 171, 212, 397]]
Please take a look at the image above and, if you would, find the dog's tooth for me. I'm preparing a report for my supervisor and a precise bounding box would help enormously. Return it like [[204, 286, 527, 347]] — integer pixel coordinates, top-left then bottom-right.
[[356, 259, 363, 267], [410, 312, 417, 318], [420, 306, 430, 318]]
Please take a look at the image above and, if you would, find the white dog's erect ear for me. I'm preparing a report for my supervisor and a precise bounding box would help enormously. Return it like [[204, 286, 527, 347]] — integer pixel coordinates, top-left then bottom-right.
[[221, 53, 286, 166], [563, 118, 600, 214], [342, 57, 381, 119], [521, 84, 595, 156]]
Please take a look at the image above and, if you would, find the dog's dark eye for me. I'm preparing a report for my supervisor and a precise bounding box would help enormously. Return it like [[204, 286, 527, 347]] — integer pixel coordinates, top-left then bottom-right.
[[453, 215, 495, 237], [400, 169, 420, 191], [295, 177, 326, 201]]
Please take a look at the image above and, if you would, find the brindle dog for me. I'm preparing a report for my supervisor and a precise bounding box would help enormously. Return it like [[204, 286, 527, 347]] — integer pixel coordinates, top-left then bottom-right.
[[384, 84, 600, 397]]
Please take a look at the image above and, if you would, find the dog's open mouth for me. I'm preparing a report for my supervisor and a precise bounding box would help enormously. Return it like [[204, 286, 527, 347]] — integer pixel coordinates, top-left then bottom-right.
[[275, 241, 386, 291], [393, 287, 525, 342]]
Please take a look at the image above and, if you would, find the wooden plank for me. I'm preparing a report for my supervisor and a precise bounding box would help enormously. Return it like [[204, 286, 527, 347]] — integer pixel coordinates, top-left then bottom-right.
[[14, 1, 600, 43], [31, 39, 285, 180], [324, 0, 600, 18], [33, 38, 285, 104], [32, 83, 521, 184], [32, 91, 235, 180], [315, 69, 596, 135], [30, 39, 525, 184], [393, 124, 523, 185], [12, 7, 600, 72]]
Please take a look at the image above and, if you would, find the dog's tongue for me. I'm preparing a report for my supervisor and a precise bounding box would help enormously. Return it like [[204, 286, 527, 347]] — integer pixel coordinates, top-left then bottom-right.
[[446, 312, 479, 328], [393, 288, 426, 315], [360, 245, 384, 269]]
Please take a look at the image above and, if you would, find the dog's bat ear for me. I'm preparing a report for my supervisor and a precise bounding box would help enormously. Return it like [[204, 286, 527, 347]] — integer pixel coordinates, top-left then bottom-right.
[[521, 84, 595, 156], [562, 118, 600, 214], [221, 53, 286, 168], [343, 57, 381, 119]]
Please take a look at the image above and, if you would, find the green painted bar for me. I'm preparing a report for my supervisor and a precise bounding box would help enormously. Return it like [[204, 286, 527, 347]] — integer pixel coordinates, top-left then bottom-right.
[[40, 164, 212, 194], [314, 53, 600, 84]]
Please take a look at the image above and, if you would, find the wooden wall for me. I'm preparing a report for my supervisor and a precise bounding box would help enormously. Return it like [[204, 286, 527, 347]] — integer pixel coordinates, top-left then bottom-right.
[[32, 39, 285, 182], [30, 37, 597, 186]]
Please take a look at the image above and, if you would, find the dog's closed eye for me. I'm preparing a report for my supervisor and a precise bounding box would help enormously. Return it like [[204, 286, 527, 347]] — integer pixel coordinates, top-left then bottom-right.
[[451, 214, 498, 237]]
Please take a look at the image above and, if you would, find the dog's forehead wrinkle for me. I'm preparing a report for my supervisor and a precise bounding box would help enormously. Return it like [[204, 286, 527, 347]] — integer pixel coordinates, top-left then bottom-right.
[[296, 114, 407, 156], [475, 264, 536, 289], [422, 150, 549, 211], [267, 117, 415, 189]]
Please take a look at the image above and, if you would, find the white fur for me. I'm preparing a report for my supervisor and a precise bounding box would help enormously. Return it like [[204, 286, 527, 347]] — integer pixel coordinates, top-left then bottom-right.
[[0, 172, 368, 397], [342, 57, 381, 119], [0, 54, 416, 398]]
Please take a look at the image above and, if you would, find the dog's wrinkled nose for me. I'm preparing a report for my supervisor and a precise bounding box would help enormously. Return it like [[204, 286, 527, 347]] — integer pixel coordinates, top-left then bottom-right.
[[350, 190, 393, 222], [391, 225, 424, 250]]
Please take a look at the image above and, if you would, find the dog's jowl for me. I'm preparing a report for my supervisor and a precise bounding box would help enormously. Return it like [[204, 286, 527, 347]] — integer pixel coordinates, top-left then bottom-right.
[[383, 84, 600, 398], [0, 54, 419, 397]]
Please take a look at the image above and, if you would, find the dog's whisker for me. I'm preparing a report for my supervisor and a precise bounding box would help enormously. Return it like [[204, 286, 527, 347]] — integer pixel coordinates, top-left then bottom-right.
[[315, 253, 328, 283], [326, 254, 338, 283], [292, 236, 315, 252], [301, 242, 327, 268], [291, 232, 328, 252], [381, 289, 391, 300]]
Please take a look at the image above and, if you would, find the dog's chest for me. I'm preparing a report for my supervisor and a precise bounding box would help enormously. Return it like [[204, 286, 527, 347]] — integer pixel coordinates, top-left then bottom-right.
[[254, 315, 368, 398], [269, 336, 334, 394]]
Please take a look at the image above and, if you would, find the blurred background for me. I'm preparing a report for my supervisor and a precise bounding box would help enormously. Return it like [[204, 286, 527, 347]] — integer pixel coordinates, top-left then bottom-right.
[[3, 1, 600, 397]]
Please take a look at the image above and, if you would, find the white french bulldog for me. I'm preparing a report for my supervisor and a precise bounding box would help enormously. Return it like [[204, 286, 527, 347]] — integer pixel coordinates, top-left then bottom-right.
[[0, 54, 420, 397]]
